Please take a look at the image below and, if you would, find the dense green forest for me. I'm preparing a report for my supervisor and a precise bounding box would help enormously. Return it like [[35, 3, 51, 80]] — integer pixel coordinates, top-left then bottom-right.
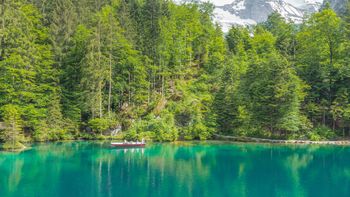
[[0, 0, 350, 149]]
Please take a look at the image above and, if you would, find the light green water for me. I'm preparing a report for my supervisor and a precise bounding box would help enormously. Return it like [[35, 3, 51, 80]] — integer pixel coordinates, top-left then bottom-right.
[[1, 141, 350, 197]]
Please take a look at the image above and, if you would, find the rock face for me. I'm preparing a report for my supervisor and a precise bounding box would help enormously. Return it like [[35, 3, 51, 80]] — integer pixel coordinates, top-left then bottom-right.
[[218, 0, 305, 23], [177, 0, 323, 32], [214, 0, 323, 32], [177, 0, 349, 32]]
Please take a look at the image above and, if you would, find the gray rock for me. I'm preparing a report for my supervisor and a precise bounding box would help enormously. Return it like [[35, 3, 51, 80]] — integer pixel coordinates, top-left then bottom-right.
[[177, 0, 348, 32]]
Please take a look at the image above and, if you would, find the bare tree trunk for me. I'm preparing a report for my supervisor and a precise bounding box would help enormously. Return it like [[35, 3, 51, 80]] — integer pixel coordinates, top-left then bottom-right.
[[162, 75, 165, 97], [153, 71, 156, 93], [108, 13, 113, 118], [98, 81, 102, 118], [293, 38, 296, 61], [12, 121, 15, 151], [108, 53, 112, 117], [119, 88, 122, 109], [159, 57, 164, 96], [133, 74, 136, 107], [147, 80, 150, 104], [128, 72, 131, 104], [329, 40, 333, 65], [97, 1, 102, 118]]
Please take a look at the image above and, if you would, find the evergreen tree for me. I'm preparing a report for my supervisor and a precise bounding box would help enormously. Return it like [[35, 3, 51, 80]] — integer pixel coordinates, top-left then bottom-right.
[[0, 104, 24, 150], [263, 12, 296, 58], [1, 0, 350, 143], [0, 1, 60, 136], [297, 7, 343, 129]]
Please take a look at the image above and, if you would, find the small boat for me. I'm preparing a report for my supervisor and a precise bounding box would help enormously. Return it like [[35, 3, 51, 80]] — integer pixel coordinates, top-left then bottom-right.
[[111, 139, 146, 148]]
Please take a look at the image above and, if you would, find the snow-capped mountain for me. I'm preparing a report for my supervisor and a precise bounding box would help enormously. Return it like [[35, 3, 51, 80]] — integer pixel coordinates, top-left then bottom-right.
[[176, 0, 324, 32]]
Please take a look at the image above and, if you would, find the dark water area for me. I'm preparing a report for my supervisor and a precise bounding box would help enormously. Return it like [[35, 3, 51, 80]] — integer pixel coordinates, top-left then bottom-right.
[[1, 141, 350, 197]]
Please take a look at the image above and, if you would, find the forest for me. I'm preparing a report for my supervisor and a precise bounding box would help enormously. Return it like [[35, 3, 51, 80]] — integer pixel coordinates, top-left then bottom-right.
[[0, 0, 350, 149]]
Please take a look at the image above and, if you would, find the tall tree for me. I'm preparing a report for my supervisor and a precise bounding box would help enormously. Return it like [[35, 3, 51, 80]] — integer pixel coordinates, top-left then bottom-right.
[[0, 1, 59, 133], [0, 104, 24, 150], [241, 28, 307, 135], [263, 12, 296, 59], [297, 7, 343, 128]]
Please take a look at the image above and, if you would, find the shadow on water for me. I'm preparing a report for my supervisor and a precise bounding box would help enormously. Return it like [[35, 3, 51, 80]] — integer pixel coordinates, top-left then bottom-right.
[[1, 141, 350, 197]]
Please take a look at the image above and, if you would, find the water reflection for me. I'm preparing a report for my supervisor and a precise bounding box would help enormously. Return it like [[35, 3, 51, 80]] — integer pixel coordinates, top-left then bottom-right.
[[1, 142, 350, 197]]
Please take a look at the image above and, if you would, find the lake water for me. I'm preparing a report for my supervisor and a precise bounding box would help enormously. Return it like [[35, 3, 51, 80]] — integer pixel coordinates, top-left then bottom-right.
[[1, 141, 350, 197]]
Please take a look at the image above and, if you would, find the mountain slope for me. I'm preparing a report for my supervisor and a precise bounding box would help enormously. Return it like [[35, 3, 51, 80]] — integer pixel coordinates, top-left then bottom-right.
[[177, 0, 323, 32], [323, 0, 348, 15]]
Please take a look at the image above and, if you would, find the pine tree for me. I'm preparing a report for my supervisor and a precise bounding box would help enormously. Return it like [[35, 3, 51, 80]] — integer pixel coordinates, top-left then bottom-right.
[[0, 104, 24, 150], [0, 1, 59, 134], [263, 12, 296, 58]]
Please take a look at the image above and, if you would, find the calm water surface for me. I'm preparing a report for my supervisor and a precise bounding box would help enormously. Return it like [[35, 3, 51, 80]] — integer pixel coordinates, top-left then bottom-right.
[[1, 141, 350, 197]]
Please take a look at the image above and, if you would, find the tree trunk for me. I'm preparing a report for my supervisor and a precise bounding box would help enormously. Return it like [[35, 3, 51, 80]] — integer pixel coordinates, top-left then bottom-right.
[[329, 40, 333, 65], [12, 120, 15, 151], [97, 9, 102, 118], [98, 81, 102, 118], [0, 0, 5, 57], [148, 79, 151, 104], [107, 12, 113, 118], [162, 75, 165, 97], [147, 79, 151, 104], [128, 72, 131, 104], [108, 53, 112, 117]]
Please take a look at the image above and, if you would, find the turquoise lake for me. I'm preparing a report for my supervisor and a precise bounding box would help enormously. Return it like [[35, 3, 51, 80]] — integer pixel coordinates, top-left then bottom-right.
[[1, 141, 350, 197]]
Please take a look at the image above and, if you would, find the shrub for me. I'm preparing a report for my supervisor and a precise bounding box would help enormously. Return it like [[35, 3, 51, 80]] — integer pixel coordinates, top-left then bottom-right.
[[88, 118, 109, 134], [307, 126, 337, 141], [125, 111, 178, 142]]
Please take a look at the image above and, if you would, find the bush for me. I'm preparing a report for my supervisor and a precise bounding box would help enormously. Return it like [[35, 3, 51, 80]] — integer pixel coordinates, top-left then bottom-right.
[[125, 111, 178, 142], [33, 122, 50, 142], [88, 118, 109, 134], [307, 126, 337, 141], [124, 130, 138, 141]]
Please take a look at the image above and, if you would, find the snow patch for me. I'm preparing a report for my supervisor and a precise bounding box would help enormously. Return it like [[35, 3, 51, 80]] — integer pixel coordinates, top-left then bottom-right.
[[175, 0, 323, 32], [232, 0, 246, 10], [213, 8, 256, 32]]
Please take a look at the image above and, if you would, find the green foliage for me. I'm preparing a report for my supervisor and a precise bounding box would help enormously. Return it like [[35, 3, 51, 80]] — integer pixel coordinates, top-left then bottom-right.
[[1, 0, 350, 144], [262, 12, 296, 56], [0, 104, 24, 150], [126, 111, 178, 142], [308, 126, 337, 141], [226, 26, 251, 54], [88, 118, 110, 134], [296, 7, 347, 134]]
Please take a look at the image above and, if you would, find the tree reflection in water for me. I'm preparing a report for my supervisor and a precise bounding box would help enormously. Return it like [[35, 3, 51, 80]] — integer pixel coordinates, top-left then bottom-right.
[[1, 142, 350, 197]]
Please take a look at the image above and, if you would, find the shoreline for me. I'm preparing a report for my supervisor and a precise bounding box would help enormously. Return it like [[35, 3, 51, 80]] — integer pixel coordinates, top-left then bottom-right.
[[213, 134, 350, 145], [0, 146, 29, 153], [2, 135, 350, 151]]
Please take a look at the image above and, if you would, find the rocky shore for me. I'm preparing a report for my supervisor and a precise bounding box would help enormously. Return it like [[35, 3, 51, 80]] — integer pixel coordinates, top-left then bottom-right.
[[213, 134, 350, 145]]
